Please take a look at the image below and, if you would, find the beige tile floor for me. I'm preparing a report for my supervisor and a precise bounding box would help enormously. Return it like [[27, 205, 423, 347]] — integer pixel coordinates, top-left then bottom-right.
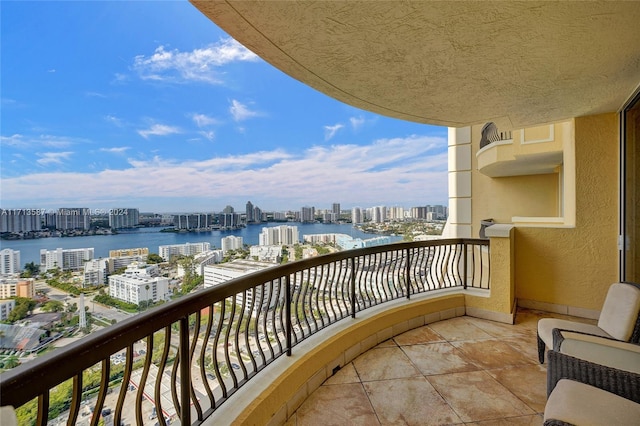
[[287, 309, 596, 426]]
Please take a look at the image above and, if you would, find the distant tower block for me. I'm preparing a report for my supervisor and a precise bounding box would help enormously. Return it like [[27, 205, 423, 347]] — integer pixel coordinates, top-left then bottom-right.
[[79, 293, 87, 329]]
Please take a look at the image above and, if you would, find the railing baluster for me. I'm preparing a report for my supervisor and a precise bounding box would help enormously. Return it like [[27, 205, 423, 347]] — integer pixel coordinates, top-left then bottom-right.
[[179, 316, 191, 425], [285, 274, 292, 356], [1, 238, 490, 425]]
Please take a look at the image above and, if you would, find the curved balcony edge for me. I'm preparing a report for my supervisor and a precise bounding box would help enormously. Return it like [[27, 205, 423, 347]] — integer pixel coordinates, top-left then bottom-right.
[[206, 290, 494, 426]]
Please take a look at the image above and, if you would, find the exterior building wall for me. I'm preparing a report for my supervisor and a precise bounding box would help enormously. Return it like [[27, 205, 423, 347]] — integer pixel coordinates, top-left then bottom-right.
[[514, 113, 618, 311], [0, 278, 34, 299], [159, 242, 211, 261], [109, 208, 140, 229], [460, 113, 618, 312], [0, 300, 16, 321], [40, 248, 94, 271], [221, 236, 243, 253], [109, 248, 149, 258], [108, 273, 169, 304], [0, 210, 42, 233], [0, 249, 21, 274]]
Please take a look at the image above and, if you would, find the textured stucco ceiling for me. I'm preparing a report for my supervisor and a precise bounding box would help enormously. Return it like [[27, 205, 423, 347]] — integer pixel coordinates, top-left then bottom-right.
[[191, 1, 640, 129]]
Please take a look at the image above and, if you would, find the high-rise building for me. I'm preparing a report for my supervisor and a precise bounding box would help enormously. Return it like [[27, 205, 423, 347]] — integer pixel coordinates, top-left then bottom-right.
[[219, 213, 240, 229], [55, 208, 91, 230], [109, 208, 140, 229], [221, 236, 243, 253], [351, 207, 362, 224], [300, 206, 315, 223], [259, 225, 299, 246], [173, 213, 211, 230], [253, 206, 263, 223], [332, 203, 341, 216], [40, 248, 94, 271], [0, 209, 42, 233], [0, 249, 21, 275], [246, 201, 254, 223]]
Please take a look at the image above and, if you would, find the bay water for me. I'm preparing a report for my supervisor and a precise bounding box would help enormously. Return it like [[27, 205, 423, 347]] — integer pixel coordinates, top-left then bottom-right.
[[1, 223, 402, 266]]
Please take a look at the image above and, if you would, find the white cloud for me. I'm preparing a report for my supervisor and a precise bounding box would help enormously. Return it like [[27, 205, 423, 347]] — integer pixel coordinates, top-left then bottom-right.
[[350, 116, 366, 130], [36, 151, 73, 166], [100, 147, 130, 154], [105, 114, 124, 127], [137, 124, 181, 139], [1, 134, 76, 149], [191, 113, 219, 127], [229, 100, 260, 122], [324, 123, 344, 141], [199, 131, 215, 142], [132, 38, 259, 84], [1, 135, 448, 210]]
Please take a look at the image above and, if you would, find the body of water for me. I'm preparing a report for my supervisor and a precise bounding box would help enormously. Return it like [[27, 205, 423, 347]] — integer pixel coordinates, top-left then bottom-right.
[[1, 223, 402, 266]]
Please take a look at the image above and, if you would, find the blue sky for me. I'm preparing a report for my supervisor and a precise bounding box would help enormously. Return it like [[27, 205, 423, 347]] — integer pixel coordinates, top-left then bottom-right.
[[1, 1, 448, 214]]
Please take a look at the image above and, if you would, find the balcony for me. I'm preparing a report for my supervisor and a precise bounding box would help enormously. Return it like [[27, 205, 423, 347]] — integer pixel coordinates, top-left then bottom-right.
[[289, 309, 579, 425], [0, 239, 494, 425]]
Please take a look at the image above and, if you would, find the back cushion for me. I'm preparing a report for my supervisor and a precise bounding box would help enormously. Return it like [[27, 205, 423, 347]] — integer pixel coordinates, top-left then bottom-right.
[[598, 283, 640, 341]]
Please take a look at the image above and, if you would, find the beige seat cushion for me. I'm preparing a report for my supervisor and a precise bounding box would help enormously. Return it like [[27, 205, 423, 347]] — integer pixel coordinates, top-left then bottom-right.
[[537, 317, 610, 349], [598, 283, 640, 341], [544, 379, 640, 425], [0, 406, 17, 426], [558, 334, 640, 374]]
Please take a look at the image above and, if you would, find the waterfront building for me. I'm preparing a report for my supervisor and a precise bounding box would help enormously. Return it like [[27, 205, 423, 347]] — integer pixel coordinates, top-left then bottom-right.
[[259, 225, 299, 246], [300, 206, 315, 223], [253, 206, 263, 223], [272, 211, 287, 221], [40, 247, 94, 271], [109, 247, 149, 258], [83, 259, 113, 287], [173, 213, 212, 230], [55, 208, 90, 231], [0, 277, 35, 299], [0, 209, 42, 233], [351, 207, 362, 224], [109, 208, 140, 229], [219, 212, 241, 229], [370, 206, 386, 223], [245, 201, 254, 223], [158, 242, 211, 262], [249, 245, 282, 263], [221, 236, 243, 253], [388, 206, 405, 220], [0, 249, 21, 275], [108, 271, 169, 305]]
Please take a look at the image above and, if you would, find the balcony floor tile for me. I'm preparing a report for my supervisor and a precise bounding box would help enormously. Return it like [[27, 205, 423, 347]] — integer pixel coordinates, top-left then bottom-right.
[[288, 308, 565, 426]]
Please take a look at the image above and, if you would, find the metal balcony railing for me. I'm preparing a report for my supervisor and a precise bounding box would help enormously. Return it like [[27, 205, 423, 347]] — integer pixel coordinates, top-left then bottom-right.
[[0, 239, 489, 425]]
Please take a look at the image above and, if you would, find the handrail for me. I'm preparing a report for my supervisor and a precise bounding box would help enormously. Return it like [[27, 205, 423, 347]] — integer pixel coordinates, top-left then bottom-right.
[[0, 238, 489, 425]]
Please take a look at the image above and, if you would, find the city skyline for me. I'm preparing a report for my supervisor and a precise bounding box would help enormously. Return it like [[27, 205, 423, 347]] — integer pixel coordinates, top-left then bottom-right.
[[1, 1, 448, 213]]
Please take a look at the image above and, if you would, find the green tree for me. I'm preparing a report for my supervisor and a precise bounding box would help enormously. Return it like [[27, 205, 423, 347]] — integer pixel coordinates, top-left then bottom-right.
[[20, 262, 40, 277], [41, 300, 64, 313], [147, 253, 164, 264]]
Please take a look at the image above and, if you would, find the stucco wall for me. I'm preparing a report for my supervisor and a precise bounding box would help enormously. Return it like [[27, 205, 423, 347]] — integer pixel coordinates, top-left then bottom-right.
[[514, 113, 619, 310]]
